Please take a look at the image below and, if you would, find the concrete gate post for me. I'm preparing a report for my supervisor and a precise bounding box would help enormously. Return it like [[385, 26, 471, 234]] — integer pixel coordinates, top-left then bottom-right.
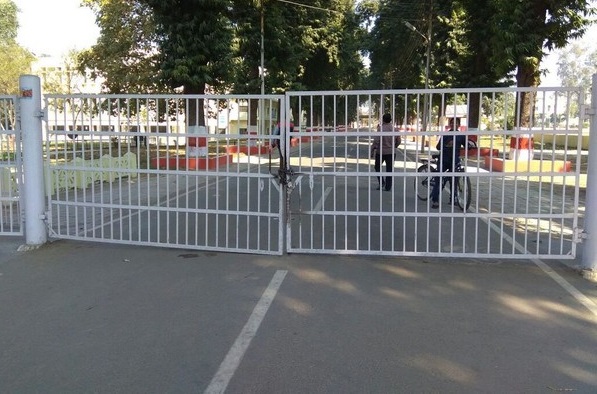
[[582, 74, 597, 274], [19, 75, 47, 247]]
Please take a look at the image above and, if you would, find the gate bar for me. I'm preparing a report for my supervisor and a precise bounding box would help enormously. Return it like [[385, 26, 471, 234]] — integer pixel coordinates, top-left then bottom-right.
[[19, 75, 47, 247], [582, 73, 597, 273]]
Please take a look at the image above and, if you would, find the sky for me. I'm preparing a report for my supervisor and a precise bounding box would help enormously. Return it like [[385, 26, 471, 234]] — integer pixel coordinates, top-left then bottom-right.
[[12, 0, 596, 87], [14, 0, 99, 57]]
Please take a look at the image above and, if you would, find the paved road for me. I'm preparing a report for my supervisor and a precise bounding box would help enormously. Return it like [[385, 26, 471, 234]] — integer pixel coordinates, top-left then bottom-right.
[[1, 134, 596, 392], [1, 236, 596, 393]]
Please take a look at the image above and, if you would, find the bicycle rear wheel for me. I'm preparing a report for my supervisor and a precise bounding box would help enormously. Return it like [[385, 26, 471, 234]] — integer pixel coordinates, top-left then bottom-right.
[[415, 164, 434, 201], [455, 175, 472, 210]]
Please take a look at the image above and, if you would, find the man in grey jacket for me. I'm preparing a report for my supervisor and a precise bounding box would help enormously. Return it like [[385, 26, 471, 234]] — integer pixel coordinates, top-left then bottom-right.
[[371, 113, 400, 191]]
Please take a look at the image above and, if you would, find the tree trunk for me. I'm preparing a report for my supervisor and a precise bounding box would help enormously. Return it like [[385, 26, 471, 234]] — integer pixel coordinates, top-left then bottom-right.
[[467, 93, 481, 129], [249, 99, 259, 132], [515, 60, 540, 127], [184, 83, 206, 127]]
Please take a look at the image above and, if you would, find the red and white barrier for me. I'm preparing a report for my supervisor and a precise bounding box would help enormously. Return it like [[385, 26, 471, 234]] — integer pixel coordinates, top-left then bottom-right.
[[187, 125, 208, 157], [509, 133, 534, 161]]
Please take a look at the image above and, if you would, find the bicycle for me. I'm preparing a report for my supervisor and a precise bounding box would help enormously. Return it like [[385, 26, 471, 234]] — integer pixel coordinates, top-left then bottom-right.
[[415, 153, 472, 211]]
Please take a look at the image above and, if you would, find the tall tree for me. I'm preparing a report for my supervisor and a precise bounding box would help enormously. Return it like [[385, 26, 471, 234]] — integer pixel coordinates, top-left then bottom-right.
[[0, 0, 18, 42], [556, 42, 597, 89], [229, 0, 310, 130], [141, 0, 235, 128], [445, 0, 511, 128], [366, 0, 431, 90], [0, 0, 34, 95], [143, 0, 234, 95], [79, 0, 162, 93], [490, 0, 594, 126]]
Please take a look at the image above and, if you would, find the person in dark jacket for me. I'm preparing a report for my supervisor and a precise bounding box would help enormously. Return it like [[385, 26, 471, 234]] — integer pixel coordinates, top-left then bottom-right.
[[431, 117, 467, 208], [371, 113, 400, 191]]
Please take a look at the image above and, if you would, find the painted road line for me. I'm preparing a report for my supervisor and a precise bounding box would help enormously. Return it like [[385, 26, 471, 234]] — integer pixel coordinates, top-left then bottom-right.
[[313, 186, 332, 212], [204, 270, 288, 394], [484, 218, 597, 320]]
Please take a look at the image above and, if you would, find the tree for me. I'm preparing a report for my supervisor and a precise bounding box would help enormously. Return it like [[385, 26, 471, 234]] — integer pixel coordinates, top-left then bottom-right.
[[288, 0, 365, 124], [490, 0, 595, 126], [140, 0, 236, 130], [556, 42, 597, 89], [228, 0, 365, 126], [79, 0, 163, 93], [366, 0, 430, 90], [228, 0, 310, 131], [0, 0, 18, 43], [0, 0, 34, 95]]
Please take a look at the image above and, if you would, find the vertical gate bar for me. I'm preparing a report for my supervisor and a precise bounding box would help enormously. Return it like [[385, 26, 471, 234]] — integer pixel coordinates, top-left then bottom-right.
[[570, 89, 583, 257], [581, 74, 597, 270], [282, 93, 289, 254]]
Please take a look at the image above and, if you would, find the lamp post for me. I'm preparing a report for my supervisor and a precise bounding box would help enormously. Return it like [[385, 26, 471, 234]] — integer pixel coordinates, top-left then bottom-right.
[[404, 18, 431, 152]]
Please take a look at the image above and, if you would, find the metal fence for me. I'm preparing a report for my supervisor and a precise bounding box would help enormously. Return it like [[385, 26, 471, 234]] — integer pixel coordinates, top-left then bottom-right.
[[285, 87, 586, 258], [43, 94, 287, 255], [0, 95, 22, 235], [8, 82, 592, 260]]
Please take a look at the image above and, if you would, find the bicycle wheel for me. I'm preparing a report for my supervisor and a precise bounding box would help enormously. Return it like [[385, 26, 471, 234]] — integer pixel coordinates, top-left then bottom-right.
[[455, 174, 472, 211], [415, 164, 434, 201]]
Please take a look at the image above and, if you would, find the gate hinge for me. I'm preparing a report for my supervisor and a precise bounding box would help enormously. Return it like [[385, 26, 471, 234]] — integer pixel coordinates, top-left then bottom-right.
[[582, 104, 595, 117], [36, 108, 48, 121], [573, 228, 588, 243]]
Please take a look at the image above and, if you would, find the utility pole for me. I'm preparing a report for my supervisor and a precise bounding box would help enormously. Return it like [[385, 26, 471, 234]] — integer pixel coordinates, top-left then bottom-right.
[[421, 1, 432, 152], [403, 2, 432, 153]]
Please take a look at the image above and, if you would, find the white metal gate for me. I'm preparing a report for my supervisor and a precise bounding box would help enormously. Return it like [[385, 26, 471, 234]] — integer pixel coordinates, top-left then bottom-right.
[[43, 94, 286, 255], [0, 95, 22, 236], [284, 87, 586, 259], [36, 87, 587, 259]]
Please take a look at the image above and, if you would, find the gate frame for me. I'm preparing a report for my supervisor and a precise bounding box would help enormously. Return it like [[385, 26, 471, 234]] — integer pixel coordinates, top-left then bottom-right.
[[283, 87, 590, 260], [10, 74, 597, 268], [581, 74, 597, 273]]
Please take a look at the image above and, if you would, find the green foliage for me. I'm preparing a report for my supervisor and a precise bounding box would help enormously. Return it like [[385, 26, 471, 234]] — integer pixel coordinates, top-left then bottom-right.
[[79, 0, 164, 93], [0, 0, 34, 94], [0, 0, 18, 43], [490, 0, 595, 87], [0, 43, 33, 94], [366, 0, 430, 89], [78, 0, 595, 101], [142, 0, 235, 94], [556, 42, 597, 90]]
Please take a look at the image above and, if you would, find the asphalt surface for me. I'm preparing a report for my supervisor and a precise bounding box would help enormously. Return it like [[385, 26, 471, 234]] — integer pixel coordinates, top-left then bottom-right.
[[1, 236, 596, 393]]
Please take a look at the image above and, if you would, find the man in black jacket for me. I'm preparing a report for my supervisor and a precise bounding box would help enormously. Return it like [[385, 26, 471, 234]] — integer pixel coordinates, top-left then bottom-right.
[[431, 117, 466, 208]]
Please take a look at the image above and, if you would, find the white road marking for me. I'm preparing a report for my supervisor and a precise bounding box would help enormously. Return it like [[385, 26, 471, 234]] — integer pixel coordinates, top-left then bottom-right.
[[313, 186, 332, 211], [484, 218, 597, 320], [204, 270, 288, 394]]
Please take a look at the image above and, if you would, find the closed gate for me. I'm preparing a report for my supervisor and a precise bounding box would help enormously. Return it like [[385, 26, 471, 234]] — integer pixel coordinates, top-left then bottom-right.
[[284, 88, 586, 259], [0, 95, 22, 236], [26, 87, 589, 259], [44, 94, 286, 255]]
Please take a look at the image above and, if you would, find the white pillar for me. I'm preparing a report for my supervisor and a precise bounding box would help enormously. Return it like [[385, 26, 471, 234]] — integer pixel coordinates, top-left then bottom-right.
[[582, 74, 597, 271], [508, 133, 534, 161], [186, 125, 208, 157], [19, 75, 47, 246]]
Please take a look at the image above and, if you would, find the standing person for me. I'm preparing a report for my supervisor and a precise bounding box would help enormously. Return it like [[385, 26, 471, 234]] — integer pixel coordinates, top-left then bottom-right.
[[430, 117, 467, 208], [371, 113, 400, 191]]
